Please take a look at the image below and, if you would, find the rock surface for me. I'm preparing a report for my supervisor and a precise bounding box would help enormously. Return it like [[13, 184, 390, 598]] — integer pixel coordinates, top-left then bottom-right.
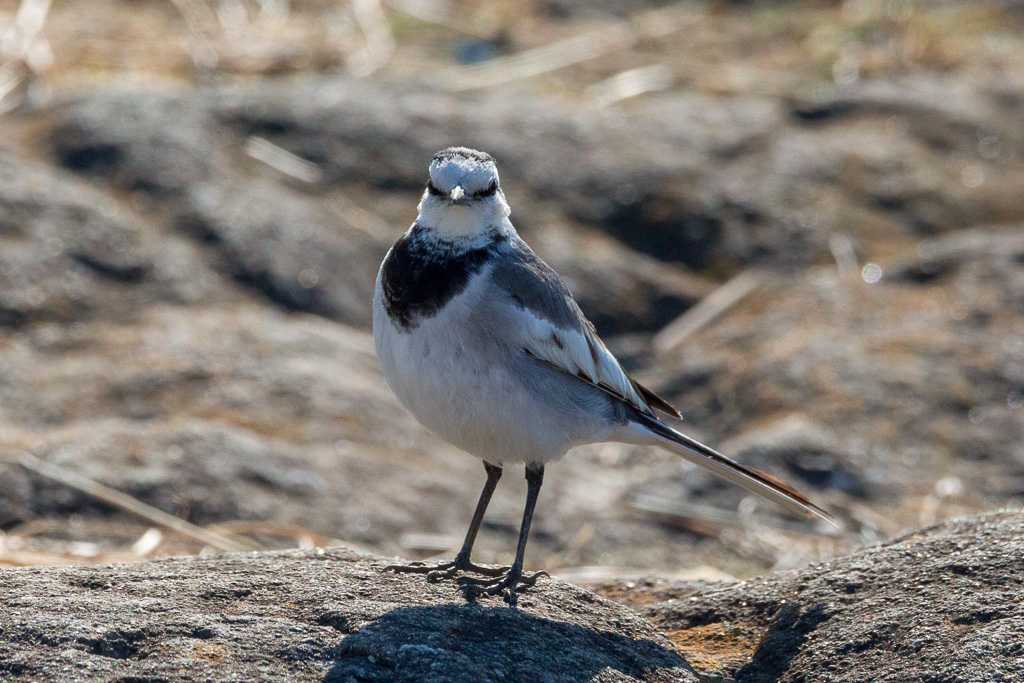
[[639, 227, 1024, 535], [0, 547, 693, 682], [45, 84, 714, 335], [0, 152, 229, 328], [47, 73, 1024, 280], [599, 511, 1024, 682], [1, 512, 1020, 682]]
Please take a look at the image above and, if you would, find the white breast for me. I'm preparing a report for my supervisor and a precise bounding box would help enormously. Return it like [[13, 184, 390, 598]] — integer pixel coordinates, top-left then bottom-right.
[[372, 265, 579, 464]]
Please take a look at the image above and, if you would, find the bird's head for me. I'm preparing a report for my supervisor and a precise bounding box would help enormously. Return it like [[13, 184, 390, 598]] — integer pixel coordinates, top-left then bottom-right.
[[417, 147, 510, 238]]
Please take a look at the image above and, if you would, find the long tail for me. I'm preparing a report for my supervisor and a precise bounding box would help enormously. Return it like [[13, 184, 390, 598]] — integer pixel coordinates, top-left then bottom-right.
[[632, 413, 837, 527]]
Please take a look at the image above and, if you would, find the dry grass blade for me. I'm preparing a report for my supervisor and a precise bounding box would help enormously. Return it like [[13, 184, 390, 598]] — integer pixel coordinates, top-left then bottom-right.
[[0, 548, 96, 567], [2, 0, 51, 55], [550, 564, 736, 585], [436, 6, 697, 92], [131, 528, 164, 557], [167, 0, 221, 70], [348, 0, 395, 77], [653, 270, 762, 355], [0, 544, 160, 567], [437, 24, 635, 92], [0, 64, 28, 113], [0, 523, 165, 566], [0, 0, 53, 113], [203, 520, 336, 549], [398, 531, 462, 554], [12, 452, 259, 553], [328, 193, 393, 238], [245, 136, 324, 183], [829, 233, 859, 279], [586, 64, 673, 108], [385, 0, 491, 40]]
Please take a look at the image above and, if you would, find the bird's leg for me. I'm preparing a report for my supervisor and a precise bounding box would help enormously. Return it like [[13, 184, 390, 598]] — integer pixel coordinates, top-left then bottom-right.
[[459, 462, 548, 608], [384, 462, 509, 581]]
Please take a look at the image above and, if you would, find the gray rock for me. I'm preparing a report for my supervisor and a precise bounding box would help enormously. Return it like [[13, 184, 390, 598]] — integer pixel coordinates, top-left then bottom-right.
[[0, 152, 227, 327], [606, 511, 1024, 682], [0, 547, 693, 682], [2, 512, 1019, 681], [50, 90, 224, 198], [200, 76, 1024, 271], [42, 72, 1024, 328], [44, 83, 709, 334], [646, 227, 1024, 534], [179, 179, 390, 327], [50, 72, 1024, 287], [207, 82, 805, 272]]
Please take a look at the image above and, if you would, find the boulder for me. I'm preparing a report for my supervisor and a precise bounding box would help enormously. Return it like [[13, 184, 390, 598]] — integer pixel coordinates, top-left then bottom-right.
[[44, 84, 713, 335], [47, 73, 1024, 281], [0, 547, 692, 682], [599, 511, 1024, 682], [0, 152, 228, 328], [1, 512, 1019, 681]]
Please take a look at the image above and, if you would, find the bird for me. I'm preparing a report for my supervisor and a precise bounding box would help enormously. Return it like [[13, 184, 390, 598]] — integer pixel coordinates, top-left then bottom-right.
[[373, 147, 833, 607]]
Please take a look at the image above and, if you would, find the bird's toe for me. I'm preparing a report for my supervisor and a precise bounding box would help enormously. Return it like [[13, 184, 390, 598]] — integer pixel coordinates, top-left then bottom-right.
[[383, 559, 455, 575], [458, 567, 548, 607]]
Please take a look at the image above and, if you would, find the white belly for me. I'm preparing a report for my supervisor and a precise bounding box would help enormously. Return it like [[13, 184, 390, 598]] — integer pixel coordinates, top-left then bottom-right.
[[372, 270, 575, 464]]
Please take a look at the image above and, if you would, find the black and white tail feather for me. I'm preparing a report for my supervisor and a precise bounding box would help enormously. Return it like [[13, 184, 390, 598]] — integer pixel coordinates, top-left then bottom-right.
[[630, 409, 835, 524], [529, 347, 835, 526]]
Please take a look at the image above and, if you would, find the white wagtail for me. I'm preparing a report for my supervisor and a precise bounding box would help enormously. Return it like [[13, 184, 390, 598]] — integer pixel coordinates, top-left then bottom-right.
[[374, 147, 832, 607]]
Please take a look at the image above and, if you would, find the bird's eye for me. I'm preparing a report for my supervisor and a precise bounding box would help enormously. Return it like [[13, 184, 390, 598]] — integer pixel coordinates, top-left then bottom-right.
[[426, 181, 445, 197], [472, 180, 498, 199]]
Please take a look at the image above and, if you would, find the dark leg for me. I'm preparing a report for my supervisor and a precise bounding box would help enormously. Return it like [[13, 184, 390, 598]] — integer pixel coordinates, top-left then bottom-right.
[[384, 462, 509, 580], [459, 462, 548, 607]]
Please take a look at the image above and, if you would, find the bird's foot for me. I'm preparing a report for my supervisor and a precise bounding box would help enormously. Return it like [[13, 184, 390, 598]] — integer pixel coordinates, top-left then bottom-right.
[[383, 556, 510, 583], [458, 566, 549, 607]]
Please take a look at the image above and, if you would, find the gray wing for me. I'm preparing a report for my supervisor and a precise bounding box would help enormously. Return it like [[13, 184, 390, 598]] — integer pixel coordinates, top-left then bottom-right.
[[489, 236, 833, 525], [489, 235, 681, 420]]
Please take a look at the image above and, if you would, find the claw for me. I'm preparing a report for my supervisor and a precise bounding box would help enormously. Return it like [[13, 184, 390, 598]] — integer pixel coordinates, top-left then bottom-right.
[[458, 568, 548, 607], [426, 566, 459, 582], [458, 569, 547, 588], [463, 562, 512, 577], [523, 570, 548, 586]]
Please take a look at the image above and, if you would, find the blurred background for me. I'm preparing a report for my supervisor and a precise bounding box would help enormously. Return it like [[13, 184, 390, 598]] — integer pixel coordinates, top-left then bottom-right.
[[0, 0, 1022, 583]]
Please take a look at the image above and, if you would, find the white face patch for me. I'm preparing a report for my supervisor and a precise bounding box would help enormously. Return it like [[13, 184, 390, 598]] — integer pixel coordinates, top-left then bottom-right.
[[417, 199, 502, 238], [418, 148, 511, 239]]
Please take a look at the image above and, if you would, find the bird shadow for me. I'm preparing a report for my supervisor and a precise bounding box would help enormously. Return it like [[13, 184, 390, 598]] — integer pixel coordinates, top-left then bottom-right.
[[323, 603, 692, 682]]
